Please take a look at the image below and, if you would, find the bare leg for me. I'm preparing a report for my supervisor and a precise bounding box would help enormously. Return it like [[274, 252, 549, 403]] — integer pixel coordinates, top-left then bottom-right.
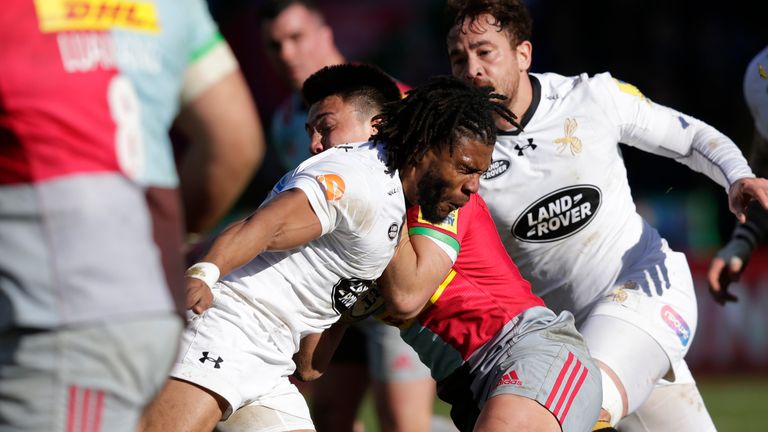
[[473, 394, 560, 432], [372, 377, 435, 432], [138, 378, 226, 432]]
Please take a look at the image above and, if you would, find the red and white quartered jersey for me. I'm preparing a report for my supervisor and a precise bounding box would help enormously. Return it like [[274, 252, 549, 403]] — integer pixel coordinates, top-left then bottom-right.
[[399, 193, 544, 381], [223, 141, 406, 355], [0, 0, 234, 328], [480, 72, 754, 322]]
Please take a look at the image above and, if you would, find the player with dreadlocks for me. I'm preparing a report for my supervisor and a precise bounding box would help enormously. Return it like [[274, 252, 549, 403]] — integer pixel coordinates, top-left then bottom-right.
[[140, 74, 512, 432], [293, 66, 602, 432]]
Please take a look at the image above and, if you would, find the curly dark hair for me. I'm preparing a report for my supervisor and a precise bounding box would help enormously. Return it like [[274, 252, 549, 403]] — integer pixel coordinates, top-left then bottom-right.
[[302, 63, 403, 121], [445, 0, 532, 46], [375, 76, 518, 173]]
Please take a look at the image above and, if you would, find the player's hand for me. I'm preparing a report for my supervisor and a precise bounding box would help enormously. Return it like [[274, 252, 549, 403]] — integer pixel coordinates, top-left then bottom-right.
[[186, 277, 214, 314], [728, 177, 768, 223], [706, 256, 741, 305], [706, 235, 752, 305]]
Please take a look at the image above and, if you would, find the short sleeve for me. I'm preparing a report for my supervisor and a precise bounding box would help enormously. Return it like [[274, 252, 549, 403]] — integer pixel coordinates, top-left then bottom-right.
[[282, 156, 378, 237]]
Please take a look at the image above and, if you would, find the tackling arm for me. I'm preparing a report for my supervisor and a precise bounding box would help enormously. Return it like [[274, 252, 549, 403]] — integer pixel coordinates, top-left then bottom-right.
[[186, 188, 322, 313], [377, 231, 453, 320]]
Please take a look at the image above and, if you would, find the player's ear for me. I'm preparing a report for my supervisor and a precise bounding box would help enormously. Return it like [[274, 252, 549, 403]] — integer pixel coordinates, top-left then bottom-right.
[[515, 40, 532, 73], [368, 117, 381, 135]]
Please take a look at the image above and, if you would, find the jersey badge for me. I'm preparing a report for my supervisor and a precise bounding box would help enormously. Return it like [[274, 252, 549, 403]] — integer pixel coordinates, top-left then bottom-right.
[[554, 118, 583, 155], [661, 305, 691, 347], [316, 173, 345, 201], [388, 222, 400, 240], [514, 138, 537, 156], [495, 370, 523, 388], [199, 351, 224, 369], [417, 208, 458, 234], [481, 159, 510, 180], [331, 278, 376, 315], [512, 185, 601, 242]]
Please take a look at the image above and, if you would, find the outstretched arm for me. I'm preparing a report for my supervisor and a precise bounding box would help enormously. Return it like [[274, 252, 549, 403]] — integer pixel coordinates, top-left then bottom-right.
[[186, 188, 322, 313], [708, 132, 768, 304], [293, 322, 350, 381]]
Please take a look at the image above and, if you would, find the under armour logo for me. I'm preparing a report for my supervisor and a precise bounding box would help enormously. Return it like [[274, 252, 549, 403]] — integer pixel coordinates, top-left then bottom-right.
[[199, 351, 223, 369], [514, 138, 537, 156]]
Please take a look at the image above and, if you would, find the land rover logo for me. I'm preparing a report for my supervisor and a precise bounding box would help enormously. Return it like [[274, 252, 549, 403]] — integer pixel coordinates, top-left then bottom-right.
[[481, 159, 510, 180], [512, 185, 601, 242]]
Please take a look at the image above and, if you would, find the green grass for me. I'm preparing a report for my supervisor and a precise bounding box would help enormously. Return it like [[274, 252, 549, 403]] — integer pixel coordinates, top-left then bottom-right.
[[699, 375, 768, 432], [354, 375, 768, 432]]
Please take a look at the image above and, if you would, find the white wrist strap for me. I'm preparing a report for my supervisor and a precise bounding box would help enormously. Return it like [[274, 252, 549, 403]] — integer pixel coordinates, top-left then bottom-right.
[[185, 262, 221, 288]]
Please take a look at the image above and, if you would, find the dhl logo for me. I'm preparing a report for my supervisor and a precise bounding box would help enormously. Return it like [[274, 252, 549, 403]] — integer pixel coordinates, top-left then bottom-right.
[[34, 0, 159, 33]]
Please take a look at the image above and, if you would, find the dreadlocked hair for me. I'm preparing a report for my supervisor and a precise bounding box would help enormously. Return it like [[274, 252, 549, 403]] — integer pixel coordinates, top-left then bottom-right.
[[375, 75, 518, 173]]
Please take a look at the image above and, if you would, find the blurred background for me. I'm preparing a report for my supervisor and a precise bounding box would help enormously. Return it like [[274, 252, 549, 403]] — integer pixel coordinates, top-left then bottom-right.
[[204, 0, 766, 429]]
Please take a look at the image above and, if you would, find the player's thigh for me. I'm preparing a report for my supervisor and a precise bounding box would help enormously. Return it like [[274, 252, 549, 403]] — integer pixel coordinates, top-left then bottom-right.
[[218, 382, 315, 432], [579, 315, 669, 414], [0, 315, 181, 432], [475, 394, 559, 432], [372, 377, 435, 432], [487, 308, 602, 432]]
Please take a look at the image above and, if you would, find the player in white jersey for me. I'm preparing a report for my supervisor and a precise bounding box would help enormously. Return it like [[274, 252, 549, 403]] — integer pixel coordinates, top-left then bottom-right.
[[708, 46, 768, 303], [139, 76, 515, 432], [445, 1, 768, 431]]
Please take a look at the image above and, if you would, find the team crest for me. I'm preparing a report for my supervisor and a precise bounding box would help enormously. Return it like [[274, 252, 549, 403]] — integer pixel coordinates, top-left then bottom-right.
[[417, 208, 458, 233], [554, 118, 583, 155], [316, 173, 345, 201]]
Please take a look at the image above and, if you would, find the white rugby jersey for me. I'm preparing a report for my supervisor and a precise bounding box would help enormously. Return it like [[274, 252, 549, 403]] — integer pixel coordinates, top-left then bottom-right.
[[480, 72, 754, 320], [222, 141, 405, 354]]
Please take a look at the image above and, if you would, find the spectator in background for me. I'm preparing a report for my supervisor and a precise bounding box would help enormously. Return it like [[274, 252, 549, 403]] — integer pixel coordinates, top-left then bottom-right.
[[708, 45, 768, 303], [259, 0, 345, 172], [0, 1, 262, 431]]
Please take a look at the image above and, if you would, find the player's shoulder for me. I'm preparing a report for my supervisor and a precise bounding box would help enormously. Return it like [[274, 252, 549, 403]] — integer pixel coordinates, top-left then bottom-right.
[[298, 141, 393, 195], [744, 46, 768, 104], [534, 71, 623, 101]]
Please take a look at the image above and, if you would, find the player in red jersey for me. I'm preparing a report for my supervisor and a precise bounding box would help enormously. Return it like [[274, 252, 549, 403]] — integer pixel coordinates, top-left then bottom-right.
[[292, 64, 602, 432]]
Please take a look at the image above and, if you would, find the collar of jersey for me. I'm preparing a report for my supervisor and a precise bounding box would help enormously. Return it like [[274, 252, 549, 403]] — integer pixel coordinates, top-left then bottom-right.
[[497, 74, 541, 136]]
